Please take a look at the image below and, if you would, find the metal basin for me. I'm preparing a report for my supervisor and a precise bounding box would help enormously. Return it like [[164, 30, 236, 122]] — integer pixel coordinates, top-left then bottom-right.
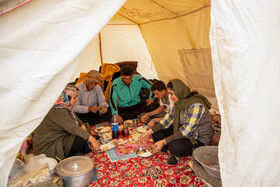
[[193, 146, 220, 179]]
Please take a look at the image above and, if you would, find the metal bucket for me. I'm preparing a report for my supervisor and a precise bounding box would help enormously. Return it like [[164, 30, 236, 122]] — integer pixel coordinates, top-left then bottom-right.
[[193, 146, 220, 179]]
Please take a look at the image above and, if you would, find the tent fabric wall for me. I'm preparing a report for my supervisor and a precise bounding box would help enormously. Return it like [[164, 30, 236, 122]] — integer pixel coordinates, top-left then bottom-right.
[[70, 14, 158, 81], [210, 0, 280, 186], [0, 0, 125, 186], [2, 0, 280, 186], [139, 6, 216, 108], [71, 37, 101, 81]]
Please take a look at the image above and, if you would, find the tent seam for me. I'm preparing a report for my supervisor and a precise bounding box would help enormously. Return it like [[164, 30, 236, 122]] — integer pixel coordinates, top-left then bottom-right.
[[140, 5, 210, 25]]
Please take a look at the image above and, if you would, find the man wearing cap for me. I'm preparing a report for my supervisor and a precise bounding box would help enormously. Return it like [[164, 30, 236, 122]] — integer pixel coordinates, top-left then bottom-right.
[[74, 70, 109, 126], [109, 65, 158, 123]]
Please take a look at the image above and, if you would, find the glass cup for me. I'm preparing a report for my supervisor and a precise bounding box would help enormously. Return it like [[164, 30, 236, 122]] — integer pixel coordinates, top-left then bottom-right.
[[133, 119, 138, 128], [122, 128, 129, 138]]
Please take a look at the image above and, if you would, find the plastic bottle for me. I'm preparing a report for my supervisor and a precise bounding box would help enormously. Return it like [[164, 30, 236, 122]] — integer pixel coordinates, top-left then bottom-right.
[[111, 113, 119, 139]]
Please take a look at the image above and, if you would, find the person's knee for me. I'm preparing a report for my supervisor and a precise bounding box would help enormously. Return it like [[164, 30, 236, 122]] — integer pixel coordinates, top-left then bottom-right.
[[168, 141, 182, 156], [168, 140, 192, 157]]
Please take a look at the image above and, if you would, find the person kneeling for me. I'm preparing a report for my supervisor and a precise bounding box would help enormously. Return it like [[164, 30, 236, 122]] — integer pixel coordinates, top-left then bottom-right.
[[109, 65, 158, 123], [74, 70, 109, 126], [140, 79, 214, 165], [33, 84, 100, 160], [140, 80, 174, 129]]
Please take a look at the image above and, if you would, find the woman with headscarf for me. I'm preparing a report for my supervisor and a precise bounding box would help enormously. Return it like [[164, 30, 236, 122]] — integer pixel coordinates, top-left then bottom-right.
[[33, 84, 100, 160], [140, 79, 214, 165]]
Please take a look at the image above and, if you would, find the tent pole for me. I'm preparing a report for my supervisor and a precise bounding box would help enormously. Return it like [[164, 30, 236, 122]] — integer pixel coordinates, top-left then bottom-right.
[[99, 32, 103, 64]]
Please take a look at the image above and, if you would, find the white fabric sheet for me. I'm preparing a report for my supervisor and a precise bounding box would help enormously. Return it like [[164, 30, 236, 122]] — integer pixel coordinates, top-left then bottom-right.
[[0, 0, 125, 186], [210, 0, 280, 186]]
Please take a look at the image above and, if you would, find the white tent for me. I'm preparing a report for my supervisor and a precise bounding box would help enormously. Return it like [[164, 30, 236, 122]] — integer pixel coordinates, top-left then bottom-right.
[[0, 0, 280, 186]]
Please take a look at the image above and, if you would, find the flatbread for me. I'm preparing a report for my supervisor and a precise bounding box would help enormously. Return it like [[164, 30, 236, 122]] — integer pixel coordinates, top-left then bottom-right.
[[101, 133, 112, 140], [136, 126, 147, 133], [118, 139, 127, 145], [100, 141, 118, 152]]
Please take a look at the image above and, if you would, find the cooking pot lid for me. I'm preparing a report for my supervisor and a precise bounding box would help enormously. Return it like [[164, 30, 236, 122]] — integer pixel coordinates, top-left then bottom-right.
[[30, 181, 57, 187], [56, 156, 94, 177]]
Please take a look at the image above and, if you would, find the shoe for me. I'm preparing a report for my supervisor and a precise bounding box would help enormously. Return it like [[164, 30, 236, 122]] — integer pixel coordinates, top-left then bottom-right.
[[167, 154, 178, 165]]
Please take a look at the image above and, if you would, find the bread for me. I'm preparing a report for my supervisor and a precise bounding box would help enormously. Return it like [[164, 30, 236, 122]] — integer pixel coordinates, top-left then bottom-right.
[[9, 163, 50, 187]]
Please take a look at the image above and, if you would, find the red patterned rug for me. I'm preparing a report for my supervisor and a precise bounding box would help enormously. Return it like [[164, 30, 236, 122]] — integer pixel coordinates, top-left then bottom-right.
[[86, 150, 207, 187]]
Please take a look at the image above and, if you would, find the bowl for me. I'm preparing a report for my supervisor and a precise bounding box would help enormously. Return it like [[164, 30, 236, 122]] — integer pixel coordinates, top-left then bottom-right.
[[193, 146, 220, 179], [37, 157, 58, 175]]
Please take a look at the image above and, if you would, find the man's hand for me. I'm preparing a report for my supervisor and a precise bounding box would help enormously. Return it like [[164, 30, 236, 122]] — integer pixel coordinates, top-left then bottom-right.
[[139, 129, 153, 143], [152, 139, 166, 155], [99, 106, 108, 115], [115, 114, 123, 124], [88, 136, 100, 151], [146, 99, 154, 105], [88, 105, 99, 113], [140, 113, 150, 123], [81, 125, 87, 132]]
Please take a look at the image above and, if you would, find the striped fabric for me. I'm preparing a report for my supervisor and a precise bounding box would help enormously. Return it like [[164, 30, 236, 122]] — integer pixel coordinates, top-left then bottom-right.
[[159, 103, 205, 137]]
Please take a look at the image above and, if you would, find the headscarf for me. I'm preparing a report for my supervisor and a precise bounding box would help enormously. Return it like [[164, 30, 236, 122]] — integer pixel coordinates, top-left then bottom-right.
[[171, 79, 211, 134], [54, 84, 79, 125], [85, 70, 100, 84]]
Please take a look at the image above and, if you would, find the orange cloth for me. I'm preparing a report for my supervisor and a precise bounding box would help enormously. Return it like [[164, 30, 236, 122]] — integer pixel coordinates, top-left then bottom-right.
[[100, 63, 121, 103], [75, 72, 87, 85], [75, 64, 120, 103], [75, 72, 102, 86]]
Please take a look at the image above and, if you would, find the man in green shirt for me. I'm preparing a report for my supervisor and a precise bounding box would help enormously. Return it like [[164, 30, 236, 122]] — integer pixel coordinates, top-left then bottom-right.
[[109, 65, 158, 123]]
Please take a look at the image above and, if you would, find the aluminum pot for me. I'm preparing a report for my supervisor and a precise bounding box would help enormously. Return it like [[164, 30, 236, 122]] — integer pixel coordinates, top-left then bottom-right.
[[55, 156, 94, 187], [193, 146, 220, 179]]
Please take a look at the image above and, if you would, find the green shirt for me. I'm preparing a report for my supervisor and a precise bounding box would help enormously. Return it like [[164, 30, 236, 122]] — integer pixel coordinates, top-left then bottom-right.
[[109, 74, 154, 115]]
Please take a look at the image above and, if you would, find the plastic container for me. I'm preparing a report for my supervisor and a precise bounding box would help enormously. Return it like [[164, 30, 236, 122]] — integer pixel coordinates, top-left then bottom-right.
[[111, 113, 119, 139]]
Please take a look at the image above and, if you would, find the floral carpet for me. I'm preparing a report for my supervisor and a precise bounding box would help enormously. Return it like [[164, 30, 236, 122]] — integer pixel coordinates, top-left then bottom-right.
[[86, 150, 206, 187]]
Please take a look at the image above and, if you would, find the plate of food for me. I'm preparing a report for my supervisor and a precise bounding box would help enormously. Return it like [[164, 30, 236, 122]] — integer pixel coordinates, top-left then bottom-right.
[[124, 120, 133, 126], [115, 144, 138, 154], [101, 132, 112, 140], [136, 126, 147, 133], [95, 126, 111, 133], [128, 137, 138, 144], [118, 138, 127, 145], [136, 148, 153, 158]]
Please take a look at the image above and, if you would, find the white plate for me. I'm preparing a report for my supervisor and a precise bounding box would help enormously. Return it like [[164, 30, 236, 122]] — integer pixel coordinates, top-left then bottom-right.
[[95, 126, 111, 133], [136, 126, 147, 133], [136, 149, 153, 158]]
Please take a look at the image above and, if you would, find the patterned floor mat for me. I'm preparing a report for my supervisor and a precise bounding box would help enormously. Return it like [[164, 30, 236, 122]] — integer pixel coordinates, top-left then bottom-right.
[[86, 150, 207, 187]]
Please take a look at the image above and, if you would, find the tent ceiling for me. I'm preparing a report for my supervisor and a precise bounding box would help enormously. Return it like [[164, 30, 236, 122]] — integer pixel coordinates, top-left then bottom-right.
[[118, 0, 210, 25]]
